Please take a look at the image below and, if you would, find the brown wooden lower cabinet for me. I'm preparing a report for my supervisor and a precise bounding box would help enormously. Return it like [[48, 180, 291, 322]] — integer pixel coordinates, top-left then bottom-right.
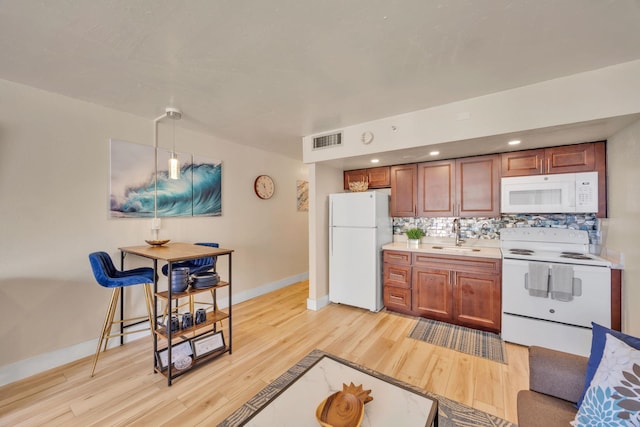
[[454, 270, 501, 332], [412, 267, 453, 322], [384, 250, 501, 333]]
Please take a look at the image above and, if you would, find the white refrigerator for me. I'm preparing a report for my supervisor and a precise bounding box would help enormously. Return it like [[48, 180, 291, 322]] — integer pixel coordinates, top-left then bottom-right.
[[329, 191, 392, 312]]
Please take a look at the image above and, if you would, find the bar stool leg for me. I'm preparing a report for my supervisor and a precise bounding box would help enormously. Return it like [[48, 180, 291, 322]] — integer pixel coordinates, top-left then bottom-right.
[[143, 284, 154, 341], [90, 287, 121, 377]]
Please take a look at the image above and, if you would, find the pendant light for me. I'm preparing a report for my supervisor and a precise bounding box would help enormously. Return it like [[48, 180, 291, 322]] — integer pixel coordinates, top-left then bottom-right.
[[166, 107, 182, 180], [153, 106, 183, 223]]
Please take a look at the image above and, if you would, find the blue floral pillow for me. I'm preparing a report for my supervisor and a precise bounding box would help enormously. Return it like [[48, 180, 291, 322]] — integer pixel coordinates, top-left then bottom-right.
[[578, 322, 640, 407], [572, 333, 640, 426]]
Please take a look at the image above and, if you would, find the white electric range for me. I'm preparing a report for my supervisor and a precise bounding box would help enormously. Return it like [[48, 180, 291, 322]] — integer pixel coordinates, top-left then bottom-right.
[[500, 227, 611, 356]]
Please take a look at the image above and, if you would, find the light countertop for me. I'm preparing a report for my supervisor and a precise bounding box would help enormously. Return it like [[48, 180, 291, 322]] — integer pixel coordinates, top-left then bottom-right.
[[383, 237, 502, 259]]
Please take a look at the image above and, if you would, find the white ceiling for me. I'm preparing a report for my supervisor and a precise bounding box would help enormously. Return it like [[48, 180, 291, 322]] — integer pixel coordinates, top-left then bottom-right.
[[1, 1, 640, 163]]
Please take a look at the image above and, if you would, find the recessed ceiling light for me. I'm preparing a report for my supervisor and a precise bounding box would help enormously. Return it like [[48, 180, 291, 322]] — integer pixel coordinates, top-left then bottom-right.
[[371, 158, 379, 163], [429, 151, 440, 156], [508, 140, 521, 145]]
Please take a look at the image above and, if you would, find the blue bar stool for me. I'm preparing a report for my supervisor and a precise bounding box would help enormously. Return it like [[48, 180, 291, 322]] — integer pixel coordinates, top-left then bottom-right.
[[161, 242, 219, 319], [88, 251, 155, 377], [161, 242, 219, 276]]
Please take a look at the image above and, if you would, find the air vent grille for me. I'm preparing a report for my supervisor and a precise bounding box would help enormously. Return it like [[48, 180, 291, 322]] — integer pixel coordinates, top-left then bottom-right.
[[313, 132, 342, 150]]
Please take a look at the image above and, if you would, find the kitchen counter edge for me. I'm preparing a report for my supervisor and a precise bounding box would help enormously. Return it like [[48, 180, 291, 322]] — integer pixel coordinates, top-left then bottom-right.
[[382, 242, 502, 259]]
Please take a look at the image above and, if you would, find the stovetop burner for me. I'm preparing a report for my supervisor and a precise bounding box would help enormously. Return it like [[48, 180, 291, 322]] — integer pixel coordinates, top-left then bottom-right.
[[560, 253, 593, 260], [499, 228, 611, 267], [509, 249, 535, 255]]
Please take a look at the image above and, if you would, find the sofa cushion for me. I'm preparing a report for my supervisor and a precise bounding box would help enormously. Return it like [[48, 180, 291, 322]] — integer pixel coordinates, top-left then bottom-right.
[[517, 390, 577, 427], [529, 346, 587, 404], [572, 333, 640, 426], [578, 322, 640, 407]]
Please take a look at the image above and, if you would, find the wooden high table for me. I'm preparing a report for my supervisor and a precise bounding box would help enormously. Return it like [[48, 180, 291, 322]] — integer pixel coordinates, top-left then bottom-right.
[[119, 242, 234, 385]]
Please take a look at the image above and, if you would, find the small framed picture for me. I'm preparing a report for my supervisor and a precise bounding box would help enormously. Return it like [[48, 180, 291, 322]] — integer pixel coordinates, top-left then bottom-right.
[[156, 340, 193, 371], [192, 331, 226, 358]]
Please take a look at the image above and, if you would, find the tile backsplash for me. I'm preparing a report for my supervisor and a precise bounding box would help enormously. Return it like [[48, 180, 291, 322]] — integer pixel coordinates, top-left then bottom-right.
[[393, 213, 601, 244]]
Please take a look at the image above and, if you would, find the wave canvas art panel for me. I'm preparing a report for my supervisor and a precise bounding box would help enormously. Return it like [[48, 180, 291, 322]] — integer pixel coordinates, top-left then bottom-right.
[[109, 139, 222, 218], [191, 155, 222, 217]]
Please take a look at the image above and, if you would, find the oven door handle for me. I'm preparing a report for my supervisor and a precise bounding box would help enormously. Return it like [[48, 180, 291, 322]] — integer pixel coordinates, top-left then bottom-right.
[[524, 272, 583, 297]]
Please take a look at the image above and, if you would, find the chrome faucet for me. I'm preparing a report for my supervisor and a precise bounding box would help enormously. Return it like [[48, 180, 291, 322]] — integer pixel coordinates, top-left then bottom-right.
[[452, 218, 463, 246]]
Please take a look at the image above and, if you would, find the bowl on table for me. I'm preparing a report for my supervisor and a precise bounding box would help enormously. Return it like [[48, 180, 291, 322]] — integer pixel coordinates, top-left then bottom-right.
[[145, 239, 170, 246]]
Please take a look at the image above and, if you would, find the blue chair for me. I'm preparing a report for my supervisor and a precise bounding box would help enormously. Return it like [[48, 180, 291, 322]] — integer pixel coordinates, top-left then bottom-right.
[[88, 251, 155, 377], [161, 242, 219, 319], [161, 242, 219, 276]]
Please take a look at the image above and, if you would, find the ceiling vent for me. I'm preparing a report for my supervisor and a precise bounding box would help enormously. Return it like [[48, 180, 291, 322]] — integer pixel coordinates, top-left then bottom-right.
[[312, 132, 342, 150]]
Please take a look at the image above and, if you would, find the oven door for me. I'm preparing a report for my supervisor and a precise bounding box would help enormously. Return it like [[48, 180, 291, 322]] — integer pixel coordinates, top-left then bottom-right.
[[502, 258, 610, 327]]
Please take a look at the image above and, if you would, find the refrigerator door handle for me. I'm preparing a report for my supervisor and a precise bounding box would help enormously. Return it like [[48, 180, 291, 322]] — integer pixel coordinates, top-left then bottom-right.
[[329, 201, 333, 256], [330, 228, 333, 256], [329, 199, 333, 228]]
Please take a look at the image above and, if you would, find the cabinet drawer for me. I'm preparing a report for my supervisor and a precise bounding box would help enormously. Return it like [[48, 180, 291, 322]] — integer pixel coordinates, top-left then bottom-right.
[[384, 250, 411, 265], [412, 253, 501, 274], [384, 286, 412, 313], [383, 263, 411, 288]]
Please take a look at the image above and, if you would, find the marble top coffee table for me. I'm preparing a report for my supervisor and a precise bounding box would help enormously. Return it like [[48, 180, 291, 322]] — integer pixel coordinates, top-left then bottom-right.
[[243, 354, 438, 427]]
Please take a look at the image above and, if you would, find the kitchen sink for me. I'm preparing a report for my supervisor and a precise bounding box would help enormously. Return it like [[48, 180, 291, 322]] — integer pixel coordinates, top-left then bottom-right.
[[431, 245, 481, 252]]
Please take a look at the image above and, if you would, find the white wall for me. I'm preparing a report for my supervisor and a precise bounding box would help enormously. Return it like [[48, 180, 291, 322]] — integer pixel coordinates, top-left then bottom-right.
[[303, 60, 640, 163], [307, 163, 343, 310], [603, 119, 640, 336], [0, 79, 309, 382]]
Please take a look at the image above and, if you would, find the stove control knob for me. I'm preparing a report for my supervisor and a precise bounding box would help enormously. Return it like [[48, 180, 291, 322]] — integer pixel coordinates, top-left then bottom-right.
[[549, 309, 555, 314]]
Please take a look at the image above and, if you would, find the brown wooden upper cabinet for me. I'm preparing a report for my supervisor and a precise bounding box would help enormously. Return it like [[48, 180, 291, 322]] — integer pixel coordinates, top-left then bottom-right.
[[501, 141, 606, 217], [343, 166, 391, 190], [417, 160, 455, 217], [390, 164, 417, 217], [501, 142, 603, 176], [417, 154, 500, 218]]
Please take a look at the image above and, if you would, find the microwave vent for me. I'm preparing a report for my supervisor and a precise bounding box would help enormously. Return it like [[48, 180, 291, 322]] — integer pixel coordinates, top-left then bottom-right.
[[312, 132, 342, 150]]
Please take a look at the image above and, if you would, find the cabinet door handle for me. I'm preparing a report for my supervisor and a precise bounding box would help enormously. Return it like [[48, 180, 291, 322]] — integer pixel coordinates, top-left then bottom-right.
[[547, 158, 551, 173], [538, 158, 543, 174]]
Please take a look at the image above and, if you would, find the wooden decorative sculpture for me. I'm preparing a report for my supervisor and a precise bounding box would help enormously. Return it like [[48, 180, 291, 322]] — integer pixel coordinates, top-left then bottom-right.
[[315, 383, 373, 427]]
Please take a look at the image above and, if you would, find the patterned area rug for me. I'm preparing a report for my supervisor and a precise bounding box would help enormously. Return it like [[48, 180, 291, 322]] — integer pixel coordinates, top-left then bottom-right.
[[408, 318, 507, 364], [218, 349, 515, 427]]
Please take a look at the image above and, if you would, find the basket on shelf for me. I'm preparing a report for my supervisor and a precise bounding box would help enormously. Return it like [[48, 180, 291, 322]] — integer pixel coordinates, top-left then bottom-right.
[[348, 179, 369, 192]]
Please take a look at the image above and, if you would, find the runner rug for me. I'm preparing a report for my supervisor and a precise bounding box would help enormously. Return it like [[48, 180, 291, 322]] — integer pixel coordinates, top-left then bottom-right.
[[218, 349, 515, 427], [408, 318, 507, 364]]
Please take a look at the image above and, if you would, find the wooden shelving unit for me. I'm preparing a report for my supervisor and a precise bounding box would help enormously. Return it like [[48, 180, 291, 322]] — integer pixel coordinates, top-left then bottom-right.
[[155, 282, 230, 340], [119, 243, 234, 386], [154, 276, 232, 384]]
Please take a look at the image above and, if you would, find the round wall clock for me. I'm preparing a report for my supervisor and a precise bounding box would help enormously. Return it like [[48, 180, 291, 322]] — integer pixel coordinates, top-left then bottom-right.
[[254, 175, 275, 199], [361, 131, 374, 145]]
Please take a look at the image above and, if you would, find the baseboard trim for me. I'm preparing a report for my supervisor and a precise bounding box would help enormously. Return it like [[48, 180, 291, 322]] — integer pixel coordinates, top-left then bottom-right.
[[0, 272, 309, 387], [307, 294, 330, 311]]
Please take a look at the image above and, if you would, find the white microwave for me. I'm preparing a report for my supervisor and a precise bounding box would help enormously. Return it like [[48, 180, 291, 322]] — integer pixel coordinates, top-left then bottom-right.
[[501, 172, 598, 214]]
